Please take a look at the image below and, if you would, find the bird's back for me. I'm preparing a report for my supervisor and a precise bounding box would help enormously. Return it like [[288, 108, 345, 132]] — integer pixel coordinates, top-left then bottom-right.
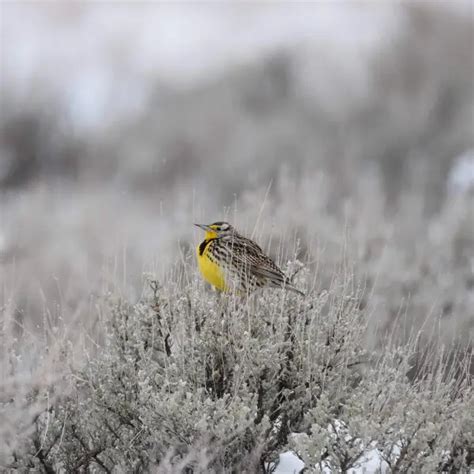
[[213, 234, 292, 293]]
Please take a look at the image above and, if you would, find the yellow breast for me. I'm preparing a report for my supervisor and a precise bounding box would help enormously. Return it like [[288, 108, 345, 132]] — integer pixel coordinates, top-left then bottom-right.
[[196, 241, 228, 291]]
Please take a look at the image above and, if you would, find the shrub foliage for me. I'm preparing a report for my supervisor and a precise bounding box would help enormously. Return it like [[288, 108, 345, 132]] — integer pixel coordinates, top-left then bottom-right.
[[4, 266, 473, 473]]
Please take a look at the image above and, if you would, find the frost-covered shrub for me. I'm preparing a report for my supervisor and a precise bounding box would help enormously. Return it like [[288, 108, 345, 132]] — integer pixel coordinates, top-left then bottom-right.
[[290, 339, 472, 473], [4, 265, 472, 472]]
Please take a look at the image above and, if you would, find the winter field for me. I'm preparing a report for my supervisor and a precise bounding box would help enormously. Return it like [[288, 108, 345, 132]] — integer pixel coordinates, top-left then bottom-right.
[[1, 2, 473, 472]]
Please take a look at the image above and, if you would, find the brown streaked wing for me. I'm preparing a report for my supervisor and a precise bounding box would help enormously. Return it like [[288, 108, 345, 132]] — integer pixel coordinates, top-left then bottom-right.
[[225, 235, 287, 284]]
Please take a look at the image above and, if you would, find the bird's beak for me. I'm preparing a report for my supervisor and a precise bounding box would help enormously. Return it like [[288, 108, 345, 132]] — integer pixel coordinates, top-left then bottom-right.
[[194, 223, 212, 232]]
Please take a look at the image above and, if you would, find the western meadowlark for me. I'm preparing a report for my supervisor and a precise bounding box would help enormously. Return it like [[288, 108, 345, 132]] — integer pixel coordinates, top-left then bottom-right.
[[195, 221, 304, 296]]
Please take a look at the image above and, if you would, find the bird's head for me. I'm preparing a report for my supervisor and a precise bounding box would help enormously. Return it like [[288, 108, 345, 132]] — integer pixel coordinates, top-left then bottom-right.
[[194, 221, 235, 240]]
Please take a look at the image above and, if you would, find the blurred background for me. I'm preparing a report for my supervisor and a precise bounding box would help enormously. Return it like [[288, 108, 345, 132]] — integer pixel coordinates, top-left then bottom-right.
[[1, 2, 473, 346]]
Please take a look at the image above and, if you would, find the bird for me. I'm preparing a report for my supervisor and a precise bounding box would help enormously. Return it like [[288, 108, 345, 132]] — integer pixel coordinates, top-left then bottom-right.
[[194, 221, 304, 296]]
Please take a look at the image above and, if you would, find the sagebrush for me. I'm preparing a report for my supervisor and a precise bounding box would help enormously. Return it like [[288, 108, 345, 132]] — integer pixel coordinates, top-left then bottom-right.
[[2, 264, 472, 472]]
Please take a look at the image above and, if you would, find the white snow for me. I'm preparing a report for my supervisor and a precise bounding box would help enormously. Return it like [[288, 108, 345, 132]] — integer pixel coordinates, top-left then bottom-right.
[[348, 448, 390, 473], [274, 451, 305, 474], [274, 449, 390, 474]]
